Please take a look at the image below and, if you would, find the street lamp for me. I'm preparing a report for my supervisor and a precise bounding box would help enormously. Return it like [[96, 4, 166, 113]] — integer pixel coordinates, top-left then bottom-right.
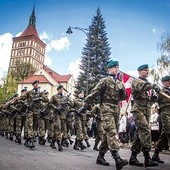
[[66, 26, 90, 96]]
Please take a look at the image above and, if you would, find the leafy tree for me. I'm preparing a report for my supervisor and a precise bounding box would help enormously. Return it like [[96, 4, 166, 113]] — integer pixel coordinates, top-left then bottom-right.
[[76, 7, 111, 96], [3, 72, 17, 100], [150, 32, 170, 84], [11, 59, 36, 81]]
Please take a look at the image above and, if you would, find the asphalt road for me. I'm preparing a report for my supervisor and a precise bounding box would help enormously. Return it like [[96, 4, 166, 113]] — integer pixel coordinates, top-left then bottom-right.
[[0, 136, 170, 170]]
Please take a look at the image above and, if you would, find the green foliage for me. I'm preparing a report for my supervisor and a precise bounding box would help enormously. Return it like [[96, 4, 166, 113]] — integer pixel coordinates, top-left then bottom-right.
[[150, 32, 170, 84], [11, 59, 36, 81], [76, 7, 111, 96]]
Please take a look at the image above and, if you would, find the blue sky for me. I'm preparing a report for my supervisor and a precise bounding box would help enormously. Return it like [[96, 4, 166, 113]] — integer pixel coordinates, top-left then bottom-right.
[[0, 0, 170, 79]]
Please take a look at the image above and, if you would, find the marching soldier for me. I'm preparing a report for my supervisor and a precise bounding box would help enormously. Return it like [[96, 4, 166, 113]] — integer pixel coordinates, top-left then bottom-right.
[[152, 75, 170, 163], [49, 84, 64, 151], [82, 60, 128, 170], [129, 64, 160, 167], [72, 90, 87, 150], [90, 103, 104, 151], [20, 80, 41, 149]]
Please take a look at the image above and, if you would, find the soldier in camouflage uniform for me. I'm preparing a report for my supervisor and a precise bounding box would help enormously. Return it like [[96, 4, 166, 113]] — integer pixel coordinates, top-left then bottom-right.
[[90, 104, 105, 151], [49, 85, 64, 151], [14, 89, 27, 144], [20, 80, 41, 149], [72, 91, 87, 150], [82, 60, 128, 170], [129, 64, 160, 167], [38, 91, 49, 145], [0, 104, 5, 136], [152, 75, 170, 164]]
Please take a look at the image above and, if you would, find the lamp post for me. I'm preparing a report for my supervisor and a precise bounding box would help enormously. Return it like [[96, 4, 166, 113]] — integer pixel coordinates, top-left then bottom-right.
[[66, 26, 90, 96]]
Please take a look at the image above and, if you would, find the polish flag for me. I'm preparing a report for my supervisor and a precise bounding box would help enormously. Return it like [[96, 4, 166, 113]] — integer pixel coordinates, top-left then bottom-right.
[[117, 72, 133, 110]]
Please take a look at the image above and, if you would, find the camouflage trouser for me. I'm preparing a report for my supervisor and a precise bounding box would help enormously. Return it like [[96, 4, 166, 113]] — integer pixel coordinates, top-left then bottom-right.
[[99, 114, 119, 153], [21, 116, 26, 137], [61, 118, 67, 139], [48, 120, 54, 138], [25, 111, 34, 138], [82, 120, 89, 140], [38, 117, 45, 137], [75, 116, 83, 141], [15, 114, 22, 135], [33, 114, 39, 136], [95, 121, 104, 144], [54, 116, 62, 141], [156, 108, 170, 150], [131, 109, 151, 153], [66, 120, 72, 139], [8, 116, 14, 134], [4, 117, 9, 133], [0, 115, 4, 133]]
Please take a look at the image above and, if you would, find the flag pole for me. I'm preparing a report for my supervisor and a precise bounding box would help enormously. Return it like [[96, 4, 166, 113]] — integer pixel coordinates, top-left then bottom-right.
[[120, 70, 170, 100]]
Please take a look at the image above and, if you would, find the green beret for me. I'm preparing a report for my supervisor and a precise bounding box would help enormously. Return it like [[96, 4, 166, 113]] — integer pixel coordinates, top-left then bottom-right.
[[13, 93, 18, 97], [106, 60, 119, 68], [78, 90, 84, 94], [161, 75, 170, 82], [57, 84, 63, 90], [137, 64, 149, 71], [21, 89, 27, 92], [32, 80, 39, 85]]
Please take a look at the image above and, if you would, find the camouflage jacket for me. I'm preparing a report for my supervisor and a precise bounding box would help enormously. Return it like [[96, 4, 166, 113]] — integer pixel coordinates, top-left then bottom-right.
[[158, 87, 170, 110], [84, 76, 127, 115]]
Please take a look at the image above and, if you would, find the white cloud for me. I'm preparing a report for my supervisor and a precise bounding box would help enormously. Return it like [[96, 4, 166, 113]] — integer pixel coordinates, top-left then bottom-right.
[[152, 28, 157, 34], [50, 37, 70, 51], [68, 58, 81, 79], [127, 70, 138, 78], [0, 32, 13, 78], [44, 55, 52, 66], [15, 32, 22, 37], [45, 44, 52, 53], [40, 31, 50, 40]]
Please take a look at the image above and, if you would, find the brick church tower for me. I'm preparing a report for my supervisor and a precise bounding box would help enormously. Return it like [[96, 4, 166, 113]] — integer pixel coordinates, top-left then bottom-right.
[[8, 6, 46, 77]]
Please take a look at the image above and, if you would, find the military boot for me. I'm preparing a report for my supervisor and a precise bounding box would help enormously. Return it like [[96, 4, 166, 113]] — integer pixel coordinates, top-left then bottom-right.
[[96, 151, 110, 166], [1, 131, 4, 137], [15, 135, 22, 144], [129, 151, 143, 167], [62, 139, 69, 147], [143, 151, 158, 167], [112, 151, 128, 170], [69, 138, 74, 145], [9, 133, 13, 141], [93, 142, 100, 151], [39, 137, 46, 145], [85, 139, 90, 148], [29, 138, 35, 149], [5, 132, 8, 139], [152, 148, 164, 164], [57, 140, 63, 151], [78, 140, 86, 150], [50, 140, 56, 149], [73, 139, 79, 150], [24, 138, 30, 147], [17, 135, 22, 144]]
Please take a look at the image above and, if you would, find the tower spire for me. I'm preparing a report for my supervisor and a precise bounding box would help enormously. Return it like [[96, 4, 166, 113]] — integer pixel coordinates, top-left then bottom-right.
[[29, 6, 36, 27]]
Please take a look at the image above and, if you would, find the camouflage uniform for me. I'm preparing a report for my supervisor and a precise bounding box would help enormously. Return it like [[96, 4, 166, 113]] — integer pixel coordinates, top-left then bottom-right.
[[84, 74, 129, 170], [72, 97, 87, 150], [130, 78, 156, 154], [152, 86, 170, 163], [49, 92, 64, 151], [90, 104, 105, 151]]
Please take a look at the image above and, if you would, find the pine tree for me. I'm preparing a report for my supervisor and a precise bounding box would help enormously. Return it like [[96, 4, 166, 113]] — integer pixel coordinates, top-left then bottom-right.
[[76, 7, 111, 96]]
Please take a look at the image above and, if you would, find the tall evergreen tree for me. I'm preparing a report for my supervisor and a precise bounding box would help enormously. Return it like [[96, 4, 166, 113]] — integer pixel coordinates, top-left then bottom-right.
[[76, 7, 111, 96]]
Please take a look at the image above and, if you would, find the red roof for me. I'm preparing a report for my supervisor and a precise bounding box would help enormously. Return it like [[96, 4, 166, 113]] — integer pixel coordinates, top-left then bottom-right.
[[20, 75, 50, 84], [43, 65, 72, 83], [20, 25, 39, 38]]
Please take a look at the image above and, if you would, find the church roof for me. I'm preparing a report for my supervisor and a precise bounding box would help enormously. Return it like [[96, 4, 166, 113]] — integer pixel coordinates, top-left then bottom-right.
[[20, 6, 39, 38]]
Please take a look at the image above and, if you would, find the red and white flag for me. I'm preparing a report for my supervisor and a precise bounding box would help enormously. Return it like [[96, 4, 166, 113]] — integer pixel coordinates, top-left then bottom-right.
[[117, 72, 133, 111]]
